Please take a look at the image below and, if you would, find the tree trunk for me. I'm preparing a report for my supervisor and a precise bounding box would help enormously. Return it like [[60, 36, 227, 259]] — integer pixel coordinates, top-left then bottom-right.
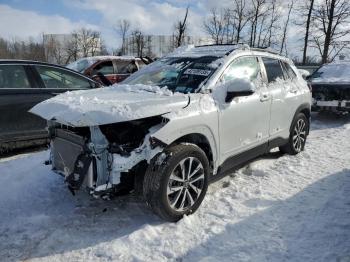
[[322, 0, 336, 63], [302, 0, 315, 65]]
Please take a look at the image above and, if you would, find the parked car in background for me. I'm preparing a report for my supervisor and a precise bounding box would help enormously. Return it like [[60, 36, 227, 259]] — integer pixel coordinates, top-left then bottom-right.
[[308, 61, 350, 113], [66, 56, 152, 85], [296, 65, 319, 75], [0, 60, 100, 153], [31, 45, 311, 221]]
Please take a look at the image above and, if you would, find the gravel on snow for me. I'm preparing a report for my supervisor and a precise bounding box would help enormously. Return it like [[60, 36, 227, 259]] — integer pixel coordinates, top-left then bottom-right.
[[0, 113, 349, 262]]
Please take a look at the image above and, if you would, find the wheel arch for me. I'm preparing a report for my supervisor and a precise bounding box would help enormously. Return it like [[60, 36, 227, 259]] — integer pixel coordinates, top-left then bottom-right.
[[153, 123, 219, 172], [169, 133, 214, 169], [290, 103, 311, 135]]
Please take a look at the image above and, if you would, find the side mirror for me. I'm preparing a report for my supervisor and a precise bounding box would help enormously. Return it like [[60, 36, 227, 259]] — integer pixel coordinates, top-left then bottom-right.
[[298, 69, 311, 80], [225, 78, 255, 103]]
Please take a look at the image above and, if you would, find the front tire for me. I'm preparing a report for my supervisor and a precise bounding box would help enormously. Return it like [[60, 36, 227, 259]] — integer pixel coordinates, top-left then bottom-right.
[[280, 113, 309, 155], [143, 144, 209, 222]]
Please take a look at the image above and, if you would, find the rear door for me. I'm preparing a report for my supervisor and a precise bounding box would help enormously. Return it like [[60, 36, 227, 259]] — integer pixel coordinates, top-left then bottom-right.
[[0, 64, 47, 144], [261, 57, 299, 138], [115, 60, 139, 83], [32, 64, 94, 100], [90, 60, 115, 84]]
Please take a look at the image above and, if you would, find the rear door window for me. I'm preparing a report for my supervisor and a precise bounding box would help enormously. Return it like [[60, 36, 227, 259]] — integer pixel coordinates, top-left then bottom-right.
[[93, 61, 114, 75], [262, 58, 285, 83], [0, 65, 31, 89], [35, 66, 92, 89], [117, 61, 138, 74]]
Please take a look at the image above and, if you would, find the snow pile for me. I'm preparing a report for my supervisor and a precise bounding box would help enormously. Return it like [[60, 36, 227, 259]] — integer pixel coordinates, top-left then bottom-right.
[[0, 114, 349, 261], [30, 84, 189, 127]]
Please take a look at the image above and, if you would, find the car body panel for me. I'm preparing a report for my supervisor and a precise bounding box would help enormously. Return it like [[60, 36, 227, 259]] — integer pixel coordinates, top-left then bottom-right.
[[30, 85, 190, 127], [0, 60, 99, 151], [309, 62, 350, 112], [31, 46, 311, 193]]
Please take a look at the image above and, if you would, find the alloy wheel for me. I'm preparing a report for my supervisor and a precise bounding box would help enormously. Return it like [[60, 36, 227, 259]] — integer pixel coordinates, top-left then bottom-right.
[[167, 157, 205, 212], [293, 119, 307, 152]]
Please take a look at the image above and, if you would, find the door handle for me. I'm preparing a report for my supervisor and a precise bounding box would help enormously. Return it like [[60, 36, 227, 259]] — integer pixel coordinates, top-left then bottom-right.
[[260, 93, 270, 102]]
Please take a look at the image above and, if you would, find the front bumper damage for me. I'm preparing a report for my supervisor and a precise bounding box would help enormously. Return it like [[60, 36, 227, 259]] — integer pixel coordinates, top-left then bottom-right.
[[49, 122, 165, 196]]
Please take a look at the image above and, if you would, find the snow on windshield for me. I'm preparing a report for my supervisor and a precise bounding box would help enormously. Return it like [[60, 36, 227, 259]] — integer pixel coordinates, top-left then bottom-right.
[[123, 56, 221, 94], [311, 63, 350, 83]]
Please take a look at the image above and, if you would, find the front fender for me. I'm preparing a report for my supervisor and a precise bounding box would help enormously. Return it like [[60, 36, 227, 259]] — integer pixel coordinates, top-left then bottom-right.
[[152, 118, 219, 172]]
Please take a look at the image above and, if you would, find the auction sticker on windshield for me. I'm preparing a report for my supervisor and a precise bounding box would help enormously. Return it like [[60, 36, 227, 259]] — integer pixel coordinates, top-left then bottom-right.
[[184, 68, 212, 76]]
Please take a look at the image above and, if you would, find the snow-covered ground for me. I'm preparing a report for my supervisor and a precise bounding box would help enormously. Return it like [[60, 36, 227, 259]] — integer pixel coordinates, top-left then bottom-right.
[[0, 113, 349, 262]]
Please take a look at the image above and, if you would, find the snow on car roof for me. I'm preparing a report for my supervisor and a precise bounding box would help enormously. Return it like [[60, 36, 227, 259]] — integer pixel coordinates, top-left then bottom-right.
[[82, 55, 137, 61], [166, 45, 240, 58]]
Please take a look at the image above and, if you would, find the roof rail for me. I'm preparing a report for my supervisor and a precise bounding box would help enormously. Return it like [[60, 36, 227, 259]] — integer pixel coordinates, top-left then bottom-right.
[[250, 47, 279, 55], [194, 43, 249, 56]]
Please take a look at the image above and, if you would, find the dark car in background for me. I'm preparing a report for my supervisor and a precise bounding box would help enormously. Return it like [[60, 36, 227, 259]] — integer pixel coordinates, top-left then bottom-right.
[[0, 60, 100, 153], [66, 56, 152, 85], [308, 62, 350, 113]]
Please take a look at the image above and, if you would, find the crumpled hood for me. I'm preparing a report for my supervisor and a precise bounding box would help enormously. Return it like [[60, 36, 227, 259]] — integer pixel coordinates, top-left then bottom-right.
[[30, 84, 189, 127]]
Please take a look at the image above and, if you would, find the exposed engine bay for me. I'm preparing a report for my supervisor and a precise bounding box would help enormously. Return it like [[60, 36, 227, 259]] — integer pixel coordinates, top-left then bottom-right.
[[48, 116, 167, 196]]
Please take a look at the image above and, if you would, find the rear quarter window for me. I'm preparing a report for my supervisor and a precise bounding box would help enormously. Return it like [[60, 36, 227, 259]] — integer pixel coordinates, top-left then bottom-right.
[[281, 61, 297, 79]]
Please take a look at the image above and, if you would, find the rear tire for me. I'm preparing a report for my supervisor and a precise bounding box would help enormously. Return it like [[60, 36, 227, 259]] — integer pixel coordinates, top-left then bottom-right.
[[280, 113, 309, 155], [143, 144, 209, 222]]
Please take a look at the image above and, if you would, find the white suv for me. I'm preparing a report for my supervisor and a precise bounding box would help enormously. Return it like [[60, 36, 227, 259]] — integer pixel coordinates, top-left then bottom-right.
[[31, 45, 311, 221]]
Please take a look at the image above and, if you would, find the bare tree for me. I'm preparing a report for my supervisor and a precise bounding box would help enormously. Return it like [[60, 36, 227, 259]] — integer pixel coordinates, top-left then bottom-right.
[[249, 0, 267, 47], [131, 29, 146, 57], [313, 0, 350, 63], [44, 35, 64, 64], [203, 8, 227, 44], [173, 7, 189, 47], [263, 0, 280, 47], [116, 19, 131, 55], [232, 0, 251, 43], [280, 0, 294, 55], [296, 0, 316, 65], [64, 33, 79, 64], [74, 28, 101, 57]]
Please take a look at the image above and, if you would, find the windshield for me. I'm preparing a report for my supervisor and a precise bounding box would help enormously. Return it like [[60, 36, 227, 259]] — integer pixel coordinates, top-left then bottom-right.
[[66, 58, 96, 73], [123, 56, 219, 93], [310, 63, 350, 82]]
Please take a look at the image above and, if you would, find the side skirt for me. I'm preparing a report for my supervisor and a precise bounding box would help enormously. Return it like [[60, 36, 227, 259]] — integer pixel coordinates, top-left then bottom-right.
[[210, 137, 288, 184]]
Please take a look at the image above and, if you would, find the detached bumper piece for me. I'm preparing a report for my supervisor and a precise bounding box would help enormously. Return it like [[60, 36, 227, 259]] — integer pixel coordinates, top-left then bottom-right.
[[65, 154, 92, 195]]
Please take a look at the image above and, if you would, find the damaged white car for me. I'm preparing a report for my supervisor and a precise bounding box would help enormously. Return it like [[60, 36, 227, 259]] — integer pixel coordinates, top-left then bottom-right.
[[31, 45, 311, 221]]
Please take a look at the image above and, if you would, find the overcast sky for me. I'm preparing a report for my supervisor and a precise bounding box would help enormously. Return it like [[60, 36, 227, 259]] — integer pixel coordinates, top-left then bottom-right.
[[0, 0, 307, 58]]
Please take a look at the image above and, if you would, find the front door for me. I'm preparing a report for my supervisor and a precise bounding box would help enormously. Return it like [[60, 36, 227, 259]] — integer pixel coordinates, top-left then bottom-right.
[[218, 56, 271, 164]]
